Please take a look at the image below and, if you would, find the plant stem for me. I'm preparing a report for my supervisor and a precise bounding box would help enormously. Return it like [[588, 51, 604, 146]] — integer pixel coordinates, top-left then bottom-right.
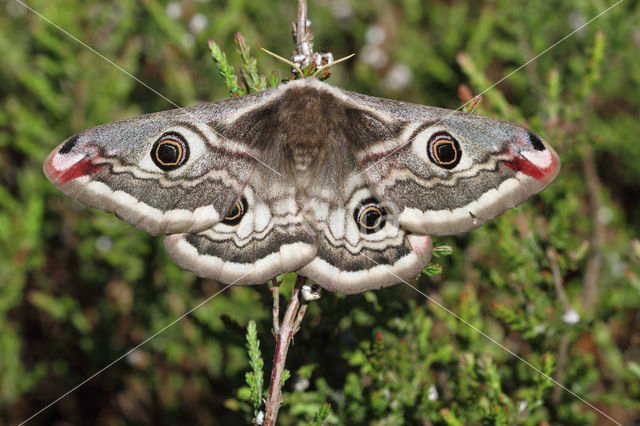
[[581, 145, 604, 309], [263, 275, 309, 426], [295, 0, 309, 55], [546, 248, 570, 313], [270, 278, 281, 335]]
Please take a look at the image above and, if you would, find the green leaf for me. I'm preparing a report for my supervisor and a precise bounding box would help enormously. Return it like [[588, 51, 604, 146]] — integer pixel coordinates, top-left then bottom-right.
[[208, 39, 246, 97], [235, 32, 263, 93], [309, 403, 331, 425], [245, 320, 264, 417]]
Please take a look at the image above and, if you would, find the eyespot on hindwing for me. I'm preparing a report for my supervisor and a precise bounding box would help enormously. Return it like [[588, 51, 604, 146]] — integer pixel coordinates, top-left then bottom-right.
[[354, 198, 387, 234], [222, 197, 248, 225]]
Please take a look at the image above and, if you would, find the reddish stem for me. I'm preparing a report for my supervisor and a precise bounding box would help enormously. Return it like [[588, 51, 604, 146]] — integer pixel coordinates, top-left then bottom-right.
[[263, 275, 308, 426]]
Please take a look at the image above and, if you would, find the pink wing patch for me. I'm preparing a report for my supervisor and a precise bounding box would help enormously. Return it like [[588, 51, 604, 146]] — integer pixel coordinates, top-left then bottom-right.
[[503, 133, 560, 183], [43, 142, 104, 184]]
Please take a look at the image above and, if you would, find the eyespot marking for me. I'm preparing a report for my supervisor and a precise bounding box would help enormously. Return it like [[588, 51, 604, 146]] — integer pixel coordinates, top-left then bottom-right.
[[427, 132, 461, 169], [354, 197, 387, 234], [59, 135, 80, 155], [222, 197, 248, 225], [151, 132, 189, 171], [528, 132, 546, 151]]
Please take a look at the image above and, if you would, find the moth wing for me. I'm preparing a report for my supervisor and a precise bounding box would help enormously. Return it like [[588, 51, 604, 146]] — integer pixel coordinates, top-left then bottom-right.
[[346, 91, 561, 235], [164, 181, 317, 284], [299, 172, 432, 294], [43, 89, 280, 235]]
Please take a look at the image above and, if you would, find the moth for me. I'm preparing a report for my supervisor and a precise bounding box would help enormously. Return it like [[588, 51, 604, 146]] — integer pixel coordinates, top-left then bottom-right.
[[44, 78, 560, 293]]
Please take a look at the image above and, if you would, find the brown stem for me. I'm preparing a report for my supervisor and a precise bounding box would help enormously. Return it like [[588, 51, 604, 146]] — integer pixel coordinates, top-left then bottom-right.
[[293, 299, 309, 334], [295, 0, 308, 54], [553, 333, 570, 404], [547, 248, 570, 313], [581, 145, 605, 309], [270, 278, 281, 335], [546, 248, 572, 405], [263, 275, 309, 426]]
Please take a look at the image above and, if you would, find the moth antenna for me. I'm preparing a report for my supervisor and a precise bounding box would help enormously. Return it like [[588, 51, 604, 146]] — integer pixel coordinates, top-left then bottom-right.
[[312, 53, 356, 78], [261, 47, 304, 76]]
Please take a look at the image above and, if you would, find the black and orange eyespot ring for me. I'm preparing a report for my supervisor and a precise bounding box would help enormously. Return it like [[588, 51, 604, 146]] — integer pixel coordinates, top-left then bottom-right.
[[358, 205, 384, 230], [354, 198, 387, 234], [427, 132, 461, 169], [151, 132, 189, 171], [222, 197, 248, 226]]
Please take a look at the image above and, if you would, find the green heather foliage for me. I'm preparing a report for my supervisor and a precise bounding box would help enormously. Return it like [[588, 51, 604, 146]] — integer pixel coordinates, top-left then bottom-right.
[[1, 0, 640, 424]]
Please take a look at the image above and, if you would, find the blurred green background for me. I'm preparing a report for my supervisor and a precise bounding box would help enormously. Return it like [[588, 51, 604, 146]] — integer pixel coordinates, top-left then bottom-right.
[[1, 0, 640, 424]]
